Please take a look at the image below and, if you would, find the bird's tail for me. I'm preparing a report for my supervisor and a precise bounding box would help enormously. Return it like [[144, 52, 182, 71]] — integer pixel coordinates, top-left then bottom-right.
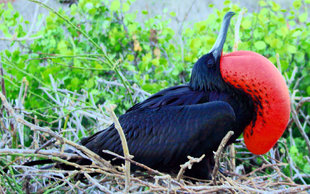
[[24, 159, 55, 169]]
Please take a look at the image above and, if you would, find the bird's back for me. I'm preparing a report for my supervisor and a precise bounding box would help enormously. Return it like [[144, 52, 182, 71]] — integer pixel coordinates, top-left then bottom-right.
[[80, 84, 253, 177]]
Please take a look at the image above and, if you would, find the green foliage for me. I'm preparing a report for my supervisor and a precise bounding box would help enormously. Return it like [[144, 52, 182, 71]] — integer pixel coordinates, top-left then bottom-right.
[[0, 0, 309, 184]]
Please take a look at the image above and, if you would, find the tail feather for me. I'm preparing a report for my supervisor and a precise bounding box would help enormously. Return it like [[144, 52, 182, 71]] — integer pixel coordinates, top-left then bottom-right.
[[24, 159, 54, 167]]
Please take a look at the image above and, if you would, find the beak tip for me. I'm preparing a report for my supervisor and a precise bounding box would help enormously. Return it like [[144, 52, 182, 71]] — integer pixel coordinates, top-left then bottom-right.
[[209, 12, 235, 57], [225, 11, 236, 19]]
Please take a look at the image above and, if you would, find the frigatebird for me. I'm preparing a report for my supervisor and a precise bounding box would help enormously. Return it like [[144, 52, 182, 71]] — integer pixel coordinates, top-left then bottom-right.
[[77, 12, 290, 179], [25, 12, 290, 179]]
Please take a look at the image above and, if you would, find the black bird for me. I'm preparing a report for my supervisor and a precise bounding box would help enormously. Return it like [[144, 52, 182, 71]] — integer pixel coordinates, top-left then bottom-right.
[[77, 11, 290, 179], [27, 12, 291, 179]]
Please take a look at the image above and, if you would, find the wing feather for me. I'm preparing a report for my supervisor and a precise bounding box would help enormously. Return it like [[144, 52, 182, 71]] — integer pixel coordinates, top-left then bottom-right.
[[82, 101, 235, 171]]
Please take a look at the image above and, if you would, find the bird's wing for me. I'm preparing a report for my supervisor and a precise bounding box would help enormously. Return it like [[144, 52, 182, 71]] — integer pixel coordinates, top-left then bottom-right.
[[126, 85, 207, 112], [82, 101, 236, 170]]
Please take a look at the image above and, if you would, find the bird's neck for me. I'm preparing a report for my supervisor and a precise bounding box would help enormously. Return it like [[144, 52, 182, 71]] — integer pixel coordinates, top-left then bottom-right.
[[189, 56, 228, 92]]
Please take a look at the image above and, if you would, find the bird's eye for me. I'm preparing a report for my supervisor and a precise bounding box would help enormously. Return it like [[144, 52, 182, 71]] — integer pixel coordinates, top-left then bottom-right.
[[207, 58, 214, 68]]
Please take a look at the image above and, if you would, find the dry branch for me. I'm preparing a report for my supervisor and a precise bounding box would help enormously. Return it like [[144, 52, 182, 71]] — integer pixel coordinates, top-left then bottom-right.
[[233, 8, 246, 52], [0, 148, 82, 160], [84, 173, 113, 193], [212, 131, 234, 184], [105, 105, 132, 192], [291, 100, 310, 155], [0, 92, 114, 171], [176, 154, 205, 181]]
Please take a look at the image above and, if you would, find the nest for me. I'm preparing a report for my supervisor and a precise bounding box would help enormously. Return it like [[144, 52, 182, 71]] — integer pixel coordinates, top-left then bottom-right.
[[0, 76, 309, 193]]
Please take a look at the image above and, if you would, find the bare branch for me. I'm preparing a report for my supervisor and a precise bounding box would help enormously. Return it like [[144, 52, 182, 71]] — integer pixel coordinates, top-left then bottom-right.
[[291, 102, 310, 155], [212, 131, 234, 184], [233, 8, 246, 52], [105, 105, 132, 193], [0, 92, 114, 170], [176, 154, 205, 181]]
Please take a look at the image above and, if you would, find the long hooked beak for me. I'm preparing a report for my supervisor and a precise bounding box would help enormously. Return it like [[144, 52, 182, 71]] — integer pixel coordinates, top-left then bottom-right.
[[209, 12, 235, 62]]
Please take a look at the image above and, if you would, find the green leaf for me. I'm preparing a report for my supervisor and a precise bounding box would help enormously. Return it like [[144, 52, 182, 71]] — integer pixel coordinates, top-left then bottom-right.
[[276, 26, 288, 37], [293, 0, 302, 9], [122, 2, 130, 12], [70, 77, 80, 89], [241, 19, 251, 29], [224, 0, 231, 5], [169, 11, 176, 17], [151, 58, 159, 66], [85, 78, 94, 88], [127, 54, 135, 61], [259, 0, 267, 6], [271, 2, 280, 12], [5, 49, 11, 57], [306, 86, 310, 95], [270, 38, 283, 49], [254, 41, 266, 50], [287, 45, 297, 54], [298, 12, 307, 23], [190, 38, 202, 52], [70, 4, 78, 15], [110, 0, 120, 11]]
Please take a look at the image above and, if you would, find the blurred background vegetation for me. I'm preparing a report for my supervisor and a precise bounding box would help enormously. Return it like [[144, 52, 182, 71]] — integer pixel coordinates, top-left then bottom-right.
[[0, 0, 309, 191]]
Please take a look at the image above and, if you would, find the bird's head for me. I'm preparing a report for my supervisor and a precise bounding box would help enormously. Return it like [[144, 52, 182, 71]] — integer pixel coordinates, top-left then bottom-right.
[[191, 12, 290, 155], [190, 12, 235, 91]]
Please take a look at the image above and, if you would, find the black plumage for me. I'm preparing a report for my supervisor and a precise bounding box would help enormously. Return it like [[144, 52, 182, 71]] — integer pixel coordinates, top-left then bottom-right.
[[24, 12, 254, 179], [79, 12, 255, 179]]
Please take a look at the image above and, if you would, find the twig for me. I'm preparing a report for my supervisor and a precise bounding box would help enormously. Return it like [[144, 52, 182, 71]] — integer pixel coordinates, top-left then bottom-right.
[[244, 163, 287, 177], [176, 154, 205, 181], [102, 150, 163, 176], [276, 53, 282, 73], [290, 101, 310, 155], [34, 138, 56, 153], [0, 62, 7, 133], [105, 105, 132, 193], [98, 79, 151, 97], [0, 62, 7, 97], [0, 92, 114, 171], [84, 173, 112, 193], [0, 36, 42, 41], [0, 148, 82, 160], [101, 149, 192, 193], [187, 184, 267, 193], [0, 62, 15, 145], [272, 185, 310, 194], [229, 144, 236, 173], [233, 8, 246, 52], [295, 97, 310, 113], [212, 131, 234, 184], [177, 0, 197, 34]]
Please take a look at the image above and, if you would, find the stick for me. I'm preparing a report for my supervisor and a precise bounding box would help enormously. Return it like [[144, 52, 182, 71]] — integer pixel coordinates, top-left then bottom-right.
[[176, 154, 205, 181], [0, 148, 82, 160], [233, 9, 246, 52], [290, 102, 310, 155], [0, 92, 114, 171], [84, 173, 113, 193], [212, 131, 234, 184], [105, 105, 132, 193]]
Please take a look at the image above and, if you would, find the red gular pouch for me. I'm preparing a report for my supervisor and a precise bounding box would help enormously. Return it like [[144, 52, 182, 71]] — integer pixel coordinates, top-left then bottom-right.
[[220, 50, 290, 155]]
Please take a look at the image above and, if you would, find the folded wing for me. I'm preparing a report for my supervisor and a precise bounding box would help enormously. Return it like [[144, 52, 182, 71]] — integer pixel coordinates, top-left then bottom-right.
[[81, 100, 236, 172]]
